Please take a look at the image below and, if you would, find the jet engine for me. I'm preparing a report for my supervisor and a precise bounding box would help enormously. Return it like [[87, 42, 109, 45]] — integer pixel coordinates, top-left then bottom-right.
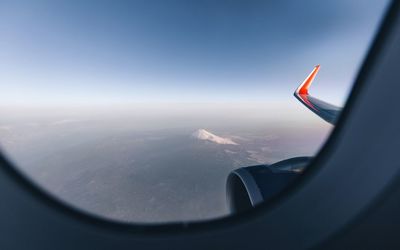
[[226, 157, 311, 213]]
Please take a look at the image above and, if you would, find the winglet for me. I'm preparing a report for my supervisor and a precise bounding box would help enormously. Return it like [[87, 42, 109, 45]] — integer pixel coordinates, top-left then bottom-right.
[[296, 65, 320, 95], [294, 65, 342, 125]]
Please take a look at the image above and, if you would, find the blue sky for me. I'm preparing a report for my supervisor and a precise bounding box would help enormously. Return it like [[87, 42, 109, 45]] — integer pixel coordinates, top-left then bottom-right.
[[0, 0, 389, 107]]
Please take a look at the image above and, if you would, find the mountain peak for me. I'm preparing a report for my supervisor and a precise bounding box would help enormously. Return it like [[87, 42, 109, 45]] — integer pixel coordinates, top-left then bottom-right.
[[191, 129, 238, 145]]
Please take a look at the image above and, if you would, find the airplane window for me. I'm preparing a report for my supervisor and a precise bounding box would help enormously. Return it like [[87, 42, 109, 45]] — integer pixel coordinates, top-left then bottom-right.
[[0, 1, 389, 223]]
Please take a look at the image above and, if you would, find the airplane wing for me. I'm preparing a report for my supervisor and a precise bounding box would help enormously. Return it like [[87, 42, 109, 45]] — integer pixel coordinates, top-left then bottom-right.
[[294, 65, 342, 125], [227, 65, 344, 213]]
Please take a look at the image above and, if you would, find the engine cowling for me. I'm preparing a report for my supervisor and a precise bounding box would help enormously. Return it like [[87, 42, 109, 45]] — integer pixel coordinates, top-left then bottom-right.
[[226, 157, 312, 214]]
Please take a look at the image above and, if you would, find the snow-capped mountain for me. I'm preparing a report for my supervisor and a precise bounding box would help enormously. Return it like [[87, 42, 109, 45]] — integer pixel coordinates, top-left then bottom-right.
[[191, 129, 238, 145]]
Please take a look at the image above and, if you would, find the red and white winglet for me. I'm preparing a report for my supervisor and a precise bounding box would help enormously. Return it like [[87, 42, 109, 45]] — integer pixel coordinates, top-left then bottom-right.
[[294, 65, 341, 125]]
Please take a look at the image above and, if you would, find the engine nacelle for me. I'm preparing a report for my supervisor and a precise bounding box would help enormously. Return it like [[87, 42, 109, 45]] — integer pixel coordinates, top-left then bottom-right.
[[226, 157, 311, 214]]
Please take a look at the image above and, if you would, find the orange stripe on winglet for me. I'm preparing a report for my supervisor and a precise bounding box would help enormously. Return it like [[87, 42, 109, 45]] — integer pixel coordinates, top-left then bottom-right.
[[298, 65, 320, 95]]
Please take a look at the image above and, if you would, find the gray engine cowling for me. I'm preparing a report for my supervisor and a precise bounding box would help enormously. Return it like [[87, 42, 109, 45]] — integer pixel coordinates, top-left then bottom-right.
[[226, 157, 312, 214]]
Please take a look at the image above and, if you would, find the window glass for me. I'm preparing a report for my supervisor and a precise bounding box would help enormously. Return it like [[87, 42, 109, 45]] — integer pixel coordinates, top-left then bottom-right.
[[0, 0, 389, 223]]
